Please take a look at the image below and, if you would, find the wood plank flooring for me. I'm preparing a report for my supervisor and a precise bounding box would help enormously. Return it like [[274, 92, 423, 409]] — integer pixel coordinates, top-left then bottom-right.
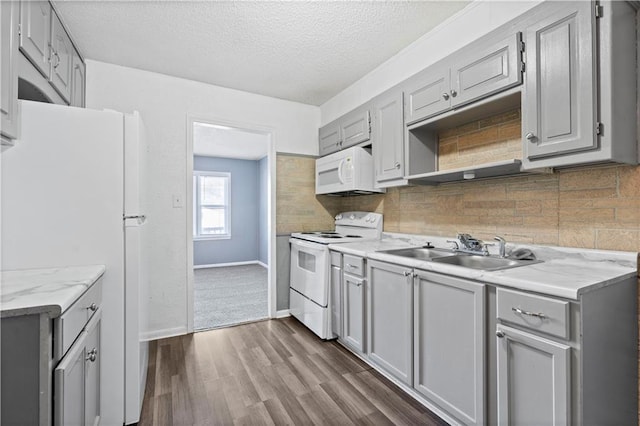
[[139, 317, 447, 426]]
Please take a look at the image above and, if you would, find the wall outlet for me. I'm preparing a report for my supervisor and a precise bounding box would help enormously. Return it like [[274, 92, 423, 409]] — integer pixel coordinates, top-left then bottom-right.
[[172, 195, 183, 208]]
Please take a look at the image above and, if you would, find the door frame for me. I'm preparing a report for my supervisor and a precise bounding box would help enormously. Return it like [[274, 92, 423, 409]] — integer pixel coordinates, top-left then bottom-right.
[[186, 114, 277, 333]]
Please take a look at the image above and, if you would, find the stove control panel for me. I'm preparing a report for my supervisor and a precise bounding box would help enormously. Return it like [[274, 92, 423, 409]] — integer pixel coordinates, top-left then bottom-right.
[[335, 211, 382, 229]]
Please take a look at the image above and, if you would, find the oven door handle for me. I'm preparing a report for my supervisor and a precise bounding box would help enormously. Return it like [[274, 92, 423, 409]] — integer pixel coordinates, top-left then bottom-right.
[[290, 238, 327, 252]]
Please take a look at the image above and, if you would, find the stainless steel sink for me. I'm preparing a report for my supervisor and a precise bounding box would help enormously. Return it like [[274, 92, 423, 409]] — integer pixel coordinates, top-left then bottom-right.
[[431, 254, 541, 271], [378, 247, 455, 261], [378, 247, 541, 271]]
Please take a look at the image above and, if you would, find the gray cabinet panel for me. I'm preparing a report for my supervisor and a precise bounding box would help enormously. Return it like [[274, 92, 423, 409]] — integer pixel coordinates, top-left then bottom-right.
[[414, 271, 485, 425], [1, 0, 19, 141], [19, 1, 51, 78], [331, 263, 342, 338], [54, 330, 87, 426], [71, 49, 85, 108], [343, 273, 365, 353], [497, 324, 570, 426], [319, 121, 341, 156], [451, 32, 522, 108], [404, 65, 450, 125], [341, 109, 370, 148], [49, 13, 72, 103], [367, 260, 413, 385], [523, 2, 596, 160], [373, 90, 404, 183], [84, 316, 101, 426]]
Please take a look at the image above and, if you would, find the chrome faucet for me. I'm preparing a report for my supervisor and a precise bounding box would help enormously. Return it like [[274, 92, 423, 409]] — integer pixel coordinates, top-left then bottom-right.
[[448, 233, 490, 256], [494, 236, 507, 258]]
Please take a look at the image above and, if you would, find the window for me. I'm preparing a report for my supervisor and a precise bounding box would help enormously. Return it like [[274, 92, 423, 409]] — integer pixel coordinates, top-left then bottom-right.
[[193, 171, 231, 239]]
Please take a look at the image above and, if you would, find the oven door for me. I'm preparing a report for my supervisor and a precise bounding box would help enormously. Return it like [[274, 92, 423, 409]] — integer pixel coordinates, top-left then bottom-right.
[[289, 238, 330, 306]]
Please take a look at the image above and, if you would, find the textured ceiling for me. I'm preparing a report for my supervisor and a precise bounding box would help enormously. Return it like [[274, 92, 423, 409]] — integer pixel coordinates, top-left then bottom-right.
[[53, 1, 471, 106], [193, 122, 269, 160]]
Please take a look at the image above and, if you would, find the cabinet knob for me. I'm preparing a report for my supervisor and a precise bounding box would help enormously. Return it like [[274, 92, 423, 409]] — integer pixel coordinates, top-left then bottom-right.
[[52, 52, 61, 69], [450, 89, 457, 97], [442, 92, 450, 100], [403, 270, 412, 277], [88, 303, 98, 312], [86, 348, 98, 362], [525, 132, 536, 142], [394, 162, 401, 169], [496, 330, 505, 338]]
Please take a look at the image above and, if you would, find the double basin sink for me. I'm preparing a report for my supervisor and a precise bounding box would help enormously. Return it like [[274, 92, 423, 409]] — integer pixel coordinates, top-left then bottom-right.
[[378, 247, 541, 271]]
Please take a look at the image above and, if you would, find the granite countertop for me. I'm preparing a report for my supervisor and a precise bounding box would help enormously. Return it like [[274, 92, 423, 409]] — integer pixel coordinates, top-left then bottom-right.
[[1, 265, 106, 318], [329, 233, 638, 300]]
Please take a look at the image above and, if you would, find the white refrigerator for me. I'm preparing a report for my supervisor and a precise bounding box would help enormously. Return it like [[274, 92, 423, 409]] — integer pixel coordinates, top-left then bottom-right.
[[1, 100, 149, 425]]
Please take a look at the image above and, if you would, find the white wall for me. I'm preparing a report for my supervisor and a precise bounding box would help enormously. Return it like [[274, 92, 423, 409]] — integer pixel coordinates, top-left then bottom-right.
[[320, 0, 541, 125], [86, 61, 320, 338]]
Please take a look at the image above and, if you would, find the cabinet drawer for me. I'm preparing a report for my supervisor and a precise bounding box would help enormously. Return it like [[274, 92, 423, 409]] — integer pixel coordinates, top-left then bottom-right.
[[343, 254, 364, 277], [496, 288, 569, 339], [55, 278, 103, 360], [330, 251, 342, 267]]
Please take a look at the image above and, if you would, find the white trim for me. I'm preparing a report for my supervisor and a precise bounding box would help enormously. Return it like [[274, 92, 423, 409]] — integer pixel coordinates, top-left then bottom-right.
[[257, 261, 268, 268], [194, 260, 261, 269], [275, 309, 290, 318], [140, 326, 188, 342], [186, 114, 277, 334]]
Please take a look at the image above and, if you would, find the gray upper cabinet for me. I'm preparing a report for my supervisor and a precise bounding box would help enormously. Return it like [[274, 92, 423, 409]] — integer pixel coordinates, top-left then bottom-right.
[[373, 89, 405, 184], [319, 121, 341, 156], [523, 2, 596, 161], [404, 63, 450, 126], [50, 13, 73, 103], [414, 271, 485, 425], [496, 324, 570, 425], [450, 32, 523, 108], [367, 260, 413, 385], [71, 48, 86, 107], [1, 0, 20, 142], [19, 1, 51, 78], [318, 105, 371, 156]]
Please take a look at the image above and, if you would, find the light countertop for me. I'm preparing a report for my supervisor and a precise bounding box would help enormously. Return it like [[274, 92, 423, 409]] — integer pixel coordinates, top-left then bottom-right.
[[329, 233, 638, 300], [1, 265, 106, 318]]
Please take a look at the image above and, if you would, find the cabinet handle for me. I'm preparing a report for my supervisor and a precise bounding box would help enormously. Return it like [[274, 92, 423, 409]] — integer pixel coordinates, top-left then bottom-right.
[[88, 303, 98, 312], [496, 330, 505, 338], [86, 348, 98, 362], [512, 306, 546, 319], [403, 270, 412, 276], [442, 92, 450, 100], [525, 132, 536, 142], [52, 52, 60, 69], [394, 162, 401, 169], [450, 89, 457, 97], [346, 264, 358, 269]]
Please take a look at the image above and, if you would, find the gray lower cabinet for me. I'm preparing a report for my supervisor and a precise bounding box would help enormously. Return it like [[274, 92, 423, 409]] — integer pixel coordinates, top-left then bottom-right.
[[372, 89, 405, 186], [367, 260, 413, 385], [343, 272, 365, 354], [1, 0, 19, 142], [414, 271, 485, 425], [496, 324, 570, 425]]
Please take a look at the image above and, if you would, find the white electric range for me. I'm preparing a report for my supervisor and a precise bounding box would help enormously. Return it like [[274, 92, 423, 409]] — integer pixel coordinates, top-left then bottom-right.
[[289, 212, 383, 339]]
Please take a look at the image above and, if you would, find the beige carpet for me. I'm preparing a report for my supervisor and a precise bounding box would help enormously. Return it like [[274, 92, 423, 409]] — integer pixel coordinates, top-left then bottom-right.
[[194, 264, 268, 331]]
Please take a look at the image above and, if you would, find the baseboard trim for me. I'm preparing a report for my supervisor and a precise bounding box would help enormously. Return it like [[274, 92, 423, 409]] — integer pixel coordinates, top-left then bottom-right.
[[194, 260, 264, 269], [141, 326, 188, 341], [257, 261, 268, 268], [275, 309, 290, 318]]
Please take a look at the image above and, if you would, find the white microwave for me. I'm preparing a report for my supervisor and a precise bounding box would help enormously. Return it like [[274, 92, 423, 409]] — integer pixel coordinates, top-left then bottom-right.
[[315, 146, 385, 195]]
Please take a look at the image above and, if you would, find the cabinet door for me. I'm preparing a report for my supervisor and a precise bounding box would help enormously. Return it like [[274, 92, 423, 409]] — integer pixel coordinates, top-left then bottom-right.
[[71, 49, 85, 108], [343, 273, 365, 353], [19, 1, 51, 78], [373, 90, 404, 183], [523, 2, 596, 160], [496, 324, 570, 425], [367, 260, 413, 385], [54, 330, 87, 426], [414, 271, 485, 425], [319, 121, 341, 156], [1, 0, 19, 141], [404, 64, 450, 125], [450, 32, 523, 108], [84, 315, 101, 426], [49, 13, 73, 103], [330, 263, 342, 338], [340, 108, 370, 148]]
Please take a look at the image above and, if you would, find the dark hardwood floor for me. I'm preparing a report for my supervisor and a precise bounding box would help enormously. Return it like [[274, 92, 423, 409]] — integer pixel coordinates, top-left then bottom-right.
[[139, 317, 447, 425]]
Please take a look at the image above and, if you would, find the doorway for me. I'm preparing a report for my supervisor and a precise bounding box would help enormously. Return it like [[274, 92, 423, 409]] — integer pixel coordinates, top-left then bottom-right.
[[186, 117, 276, 332]]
